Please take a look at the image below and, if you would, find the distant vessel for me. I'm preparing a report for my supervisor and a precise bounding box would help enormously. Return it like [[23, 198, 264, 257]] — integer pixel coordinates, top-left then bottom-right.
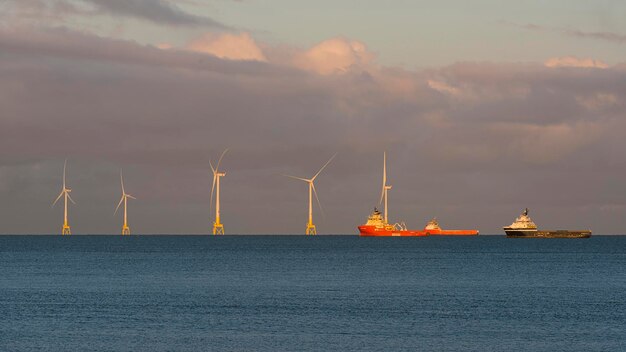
[[422, 218, 479, 236], [503, 208, 591, 238], [358, 153, 477, 237], [358, 153, 427, 237], [359, 208, 428, 237]]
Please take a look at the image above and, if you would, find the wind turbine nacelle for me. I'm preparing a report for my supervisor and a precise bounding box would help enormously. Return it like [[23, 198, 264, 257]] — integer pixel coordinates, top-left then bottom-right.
[[385, 185, 392, 190], [217, 172, 226, 177]]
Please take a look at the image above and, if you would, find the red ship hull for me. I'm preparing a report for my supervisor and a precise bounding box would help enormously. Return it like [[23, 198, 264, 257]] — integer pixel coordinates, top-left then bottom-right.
[[425, 229, 479, 236], [358, 225, 429, 237]]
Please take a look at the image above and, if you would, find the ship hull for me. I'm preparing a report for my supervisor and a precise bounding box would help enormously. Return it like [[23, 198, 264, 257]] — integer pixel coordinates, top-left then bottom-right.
[[358, 226, 428, 237], [504, 229, 591, 238], [426, 229, 479, 236]]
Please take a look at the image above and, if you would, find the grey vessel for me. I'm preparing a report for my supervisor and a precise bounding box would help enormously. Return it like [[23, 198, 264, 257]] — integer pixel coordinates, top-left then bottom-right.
[[503, 208, 591, 238]]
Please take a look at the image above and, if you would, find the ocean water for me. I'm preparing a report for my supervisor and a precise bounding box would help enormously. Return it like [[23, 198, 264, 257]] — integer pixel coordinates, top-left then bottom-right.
[[1, 235, 625, 352]]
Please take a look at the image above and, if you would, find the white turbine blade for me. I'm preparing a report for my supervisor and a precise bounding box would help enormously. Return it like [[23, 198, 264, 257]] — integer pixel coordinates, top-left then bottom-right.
[[63, 159, 67, 188], [127, 194, 137, 200], [215, 149, 229, 172], [210, 174, 217, 211], [120, 169, 125, 195], [209, 159, 216, 174], [283, 174, 310, 183], [114, 196, 124, 215], [52, 191, 64, 207], [67, 192, 76, 204], [311, 182, 325, 219], [379, 152, 386, 205], [311, 153, 336, 181]]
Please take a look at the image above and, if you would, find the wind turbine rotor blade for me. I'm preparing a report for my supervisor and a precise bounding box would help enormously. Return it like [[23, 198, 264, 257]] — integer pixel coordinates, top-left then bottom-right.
[[52, 191, 64, 207], [120, 169, 125, 194], [67, 193, 76, 205], [311, 182, 325, 219], [311, 153, 337, 181], [210, 174, 217, 211], [379, 152, 386, 205], [63, 159, 67, 188], [215, 149, 229, 172], [127, 195, 137, 200], [283, 174, 310, 183], [209, 159, 216, 174], [114, 196, 124, 215]]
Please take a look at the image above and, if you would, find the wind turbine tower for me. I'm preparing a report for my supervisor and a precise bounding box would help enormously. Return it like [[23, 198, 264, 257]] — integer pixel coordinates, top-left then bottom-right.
[[52, 159, 75, 235], [380, 152, 392, 224], [115, 170, 136, 235], [210, 149, 228, 235], [284, 154, 336, 235]]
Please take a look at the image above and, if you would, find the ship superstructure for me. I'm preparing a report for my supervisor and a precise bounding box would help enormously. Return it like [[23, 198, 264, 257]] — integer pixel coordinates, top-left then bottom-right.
[[502, 208, 537, 237]]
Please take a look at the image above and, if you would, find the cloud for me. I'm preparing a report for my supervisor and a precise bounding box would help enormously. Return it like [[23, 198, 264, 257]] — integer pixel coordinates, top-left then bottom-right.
[[488, 121, 604, 164], [292, 38, 375, 75], [81, 0, 230, 28], [183, 34, 376, 74], [511, 22, 626, 44], [427, 80, 461, 96], [562, 28, 626, 44], [0, 27, 287, 77], [0, 0, 94, 24], [1, 0, 231, 29], [187, 32, 267, 62], [545, 56, 609, 69], [576, 93, 619, 111], [2, 26, 626, 234]]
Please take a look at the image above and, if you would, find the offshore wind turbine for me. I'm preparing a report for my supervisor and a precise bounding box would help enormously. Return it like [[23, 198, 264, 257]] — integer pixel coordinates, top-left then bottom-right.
[[379, 152, 392, 224], [210, 149, 228, 235], [115, 170, 136, 235], [284, 154, 336, 235], [52, 159, 75, 235]]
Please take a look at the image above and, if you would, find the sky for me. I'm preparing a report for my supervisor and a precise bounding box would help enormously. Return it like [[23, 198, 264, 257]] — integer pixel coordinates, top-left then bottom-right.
[[1, 0, 626, 234]]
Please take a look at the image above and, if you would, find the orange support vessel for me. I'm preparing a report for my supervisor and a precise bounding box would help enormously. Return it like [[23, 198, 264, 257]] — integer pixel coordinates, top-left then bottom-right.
[[358, 209, 428, 237], [421, 218, 479, 236]]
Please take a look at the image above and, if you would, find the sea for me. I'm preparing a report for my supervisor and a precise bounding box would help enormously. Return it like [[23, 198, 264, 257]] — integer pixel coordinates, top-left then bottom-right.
[[1, 235, 625, 352]]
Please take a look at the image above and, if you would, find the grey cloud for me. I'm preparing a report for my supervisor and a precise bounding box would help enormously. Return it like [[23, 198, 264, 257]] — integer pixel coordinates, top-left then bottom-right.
[[0, 0, 94, 22], [80, 0, 230, 28], [510, 22, 626, 44], [0, 27, 294, 77], [1, 0, 231, 29], [1, 27, 626, 234], [563, 28, 626, 44]]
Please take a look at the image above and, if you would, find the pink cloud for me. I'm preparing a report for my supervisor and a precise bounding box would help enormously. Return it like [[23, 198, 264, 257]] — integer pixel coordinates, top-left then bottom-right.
[[187, 32, 267, 62], [155, 43, 172, 50], [427, 79, 461, 96], [544, 56, 608, 69], [292, 38, 375, 75], [489, 121, 604, 164], [576, 93, 619, 111], [185, 34, 377, 76]]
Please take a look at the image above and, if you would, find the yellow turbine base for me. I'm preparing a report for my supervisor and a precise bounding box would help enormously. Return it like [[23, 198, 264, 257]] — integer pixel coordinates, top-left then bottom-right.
[[305, 223, 316, 236], [122, 226, 130, 235], [62, 225, 71, 235], [213, 223, 224, 235]]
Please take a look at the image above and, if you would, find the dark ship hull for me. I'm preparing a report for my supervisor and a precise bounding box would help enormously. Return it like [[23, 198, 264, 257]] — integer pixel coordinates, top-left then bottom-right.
[[504, 228, 591, 238]]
